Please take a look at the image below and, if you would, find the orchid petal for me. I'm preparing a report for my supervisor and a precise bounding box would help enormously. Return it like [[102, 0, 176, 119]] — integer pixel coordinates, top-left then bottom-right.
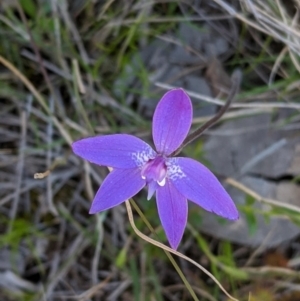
[[168, 158, 239, 220], [156, 179, 188, 249], [72, 134, 156, 169], [89, 168, 145, 213], [152, 89, 192, 155]]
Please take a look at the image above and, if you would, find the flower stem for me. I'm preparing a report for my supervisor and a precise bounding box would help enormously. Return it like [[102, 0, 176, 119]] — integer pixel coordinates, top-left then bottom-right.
[[129, 199, 200, 301], [126, 199, 239, 301], [172, 69, 242, 156]]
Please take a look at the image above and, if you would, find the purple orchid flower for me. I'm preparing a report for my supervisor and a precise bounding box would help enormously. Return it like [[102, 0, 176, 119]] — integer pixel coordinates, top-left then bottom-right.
[[72, 89, 239, 249]]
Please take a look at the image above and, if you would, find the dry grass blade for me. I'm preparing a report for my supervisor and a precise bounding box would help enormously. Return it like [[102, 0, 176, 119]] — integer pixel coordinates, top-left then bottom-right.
[[212, 0, 300, 52], [0, 55, 73, 145], [226, 178, 300, 214], [7, 100, 29, 232], [156, 82, 300, 110], [77, 274, 114, 301]]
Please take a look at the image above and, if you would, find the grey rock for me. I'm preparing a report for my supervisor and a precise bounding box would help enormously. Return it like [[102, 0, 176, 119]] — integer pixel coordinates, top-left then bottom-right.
[[204, 114, 300, 178], [199, 113, 300, 247], [198, 176, 300, 247]]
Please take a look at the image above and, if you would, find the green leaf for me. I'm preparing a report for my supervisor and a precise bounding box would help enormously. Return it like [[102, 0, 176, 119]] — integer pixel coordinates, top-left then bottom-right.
[[20, 0, 37, 17], [221, 265, 249, 280], [115, 246, 128, 269], [244, 209, 257, 236], [245, 194, 256, 206]]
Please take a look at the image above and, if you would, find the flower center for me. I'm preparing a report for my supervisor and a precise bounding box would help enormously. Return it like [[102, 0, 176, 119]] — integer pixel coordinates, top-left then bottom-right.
[[141, 156, 167, 199]]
